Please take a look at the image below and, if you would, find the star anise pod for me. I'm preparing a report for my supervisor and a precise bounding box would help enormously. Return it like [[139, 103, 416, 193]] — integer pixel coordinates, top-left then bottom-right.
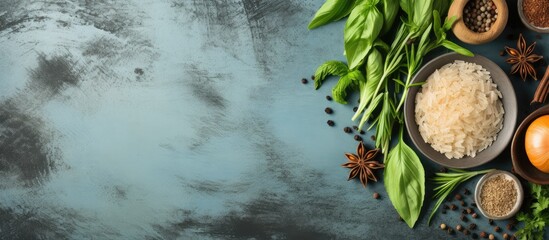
[[505, 33, 543, 81], [342, 142, 384, 188]]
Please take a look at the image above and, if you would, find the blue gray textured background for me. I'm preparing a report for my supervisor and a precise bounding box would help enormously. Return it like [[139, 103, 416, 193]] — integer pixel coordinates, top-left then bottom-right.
[[0, 0, 547, 239]]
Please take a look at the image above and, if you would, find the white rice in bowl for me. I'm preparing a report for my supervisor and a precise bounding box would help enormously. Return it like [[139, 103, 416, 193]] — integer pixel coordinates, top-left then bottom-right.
[[415, 60, 504, 159]]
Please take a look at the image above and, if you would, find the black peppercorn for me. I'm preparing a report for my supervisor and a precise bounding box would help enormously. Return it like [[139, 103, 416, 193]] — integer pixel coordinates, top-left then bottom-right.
[[456, 224, 463, 231], [469, 223, 477, 230], [326, 95, 332, 101], [461, 200, 466, 206], [353, 126, 359, 130], [455, 194, 462, 200], [448, 227, 455, 235], [472, 213, 478, 218], [324, 107, 333, 114], [499, 50, 506, 56], [480, 231, 488, 238], [506, 223, 513, 230], [463, 229, 470, 235], [489, 219, 494, 225], [301, 78, 308, 84], [373, 192, 380, 199], [443, 205, 449, 210], [354, 135, 362, 141], [359, 130, 365, 135], [311, 75, 315, 80], [327, 120, 335, 126], [344, 127, 352, 133], [460, 214, 468, 222], [450, 204, 457, 210], [503, 233, 509, 239], [371, 135, 376, 141], [464, 188, 471, 195], [467, 208, 473, 214], [472, 202, 477, 208], [353, 106, 358, 112], [494, 226, 501, 232], [462, 209, 468, 214]]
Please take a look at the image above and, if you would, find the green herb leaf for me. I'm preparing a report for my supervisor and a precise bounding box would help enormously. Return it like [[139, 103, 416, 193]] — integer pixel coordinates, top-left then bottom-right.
[[443, 16, 458, 31], [378, 0, 399, 35], [433, 0, 453, 17], [308, 0, 356, 30], [441, 40, 474, 57], [332, 69, 363, 104], [313, 60, 349, 89], [384, 127, 425, 228], [411, 0, 434, 35], [344, 1, 383, 69], [353, 48, 383, 123]]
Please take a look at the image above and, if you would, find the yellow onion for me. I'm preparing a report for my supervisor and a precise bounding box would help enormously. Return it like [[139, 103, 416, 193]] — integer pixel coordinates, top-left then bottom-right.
[[525, 115, 549, 173]]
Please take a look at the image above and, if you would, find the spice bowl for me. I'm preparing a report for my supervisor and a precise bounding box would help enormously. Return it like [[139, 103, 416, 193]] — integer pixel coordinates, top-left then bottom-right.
[[518, 0, 549, 33], [448, 0, 508, 44], [474, 170, 524, 220]]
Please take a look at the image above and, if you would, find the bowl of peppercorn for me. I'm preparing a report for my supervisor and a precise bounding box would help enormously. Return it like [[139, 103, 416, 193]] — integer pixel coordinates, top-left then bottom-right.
[[518, 0, 549, 33], [448, 0, 508, 44]]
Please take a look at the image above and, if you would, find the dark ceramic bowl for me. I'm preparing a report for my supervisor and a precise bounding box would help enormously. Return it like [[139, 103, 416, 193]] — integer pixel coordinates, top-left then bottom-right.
[[511, 104, 549, 184], [404, 53, 517, 169], [518, 0, 549, 34]]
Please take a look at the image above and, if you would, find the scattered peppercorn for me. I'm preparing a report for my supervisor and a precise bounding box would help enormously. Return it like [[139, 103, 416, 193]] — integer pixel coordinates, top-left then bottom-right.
[[327, 120, 335, 126], [460, 214, 468, 222], [325, 107, 333, 114], [373, 192, 380, 199], [344, 127, 352, 133], [464, 229, 471, 235], [326, 95, 332, 101], [301, 78, 308, 84], [359, 130, 365, 135], [489, 234, 495, 240], [440, 223, 447, 230], [456, 224, 464, 231], [462, 209, 468, 214], [489, 219, 494, 225], [472, 202, 477, 208], [503, 233, 509, 239], [480, 231, 488, 238], [510, 235, 516, 240], [448, 227, 455, 235], [506, 223, 513, 230], [469, 223, 477, 230], [311, 75, 315, 80], [455, 194, 463, 200], [354, 135, 362, 141], [353, 106, 358, 112], [440, 167, 448, 173], [443, 205, 449, 210], [464, 189, 471, 195], [466, 208, 473, 214], [353, 126, 359, 130], [499, 50, 506, 56], [461, 200, 466, 206], [450, 204, 457, 210], [494, 226, 501, 232], [371, 135, 376, 141]]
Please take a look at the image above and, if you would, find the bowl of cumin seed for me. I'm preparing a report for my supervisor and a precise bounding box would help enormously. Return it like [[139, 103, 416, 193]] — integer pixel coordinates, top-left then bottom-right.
[[474, 170, 524, 220]]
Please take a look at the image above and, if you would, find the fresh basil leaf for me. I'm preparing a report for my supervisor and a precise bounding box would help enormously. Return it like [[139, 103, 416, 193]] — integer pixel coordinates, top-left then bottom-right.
[[379, 0, 399, 35], [353, 48, 383, 123], [385, 129, 425, 228], [432, 10, 442, 40], [441, 40, 474, 57], [332, 70, 363, 104], [308, 0, 356, 30], [399, 0, 412, 16], [443, 16, 458, 31], [412, 0, 434, 35], [314, 60, 349, 89], [344, 2, 383, 69]]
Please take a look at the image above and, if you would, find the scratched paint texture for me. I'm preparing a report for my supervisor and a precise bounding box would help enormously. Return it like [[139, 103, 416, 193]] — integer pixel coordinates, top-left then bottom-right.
[[0, 0, 547, 239]]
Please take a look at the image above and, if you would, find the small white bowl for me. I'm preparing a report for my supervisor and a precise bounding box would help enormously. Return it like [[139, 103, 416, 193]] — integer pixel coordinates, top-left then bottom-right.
[[474, 170, 524, 220]]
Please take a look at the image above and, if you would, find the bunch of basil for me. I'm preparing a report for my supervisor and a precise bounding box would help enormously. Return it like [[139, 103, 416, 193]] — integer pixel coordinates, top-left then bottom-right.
[[310, 0, 473, 228]]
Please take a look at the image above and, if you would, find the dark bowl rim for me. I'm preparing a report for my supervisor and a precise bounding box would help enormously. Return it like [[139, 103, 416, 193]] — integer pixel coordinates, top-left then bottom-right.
[[404, 52, 517, 169], [511, 104, 549, 184]]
